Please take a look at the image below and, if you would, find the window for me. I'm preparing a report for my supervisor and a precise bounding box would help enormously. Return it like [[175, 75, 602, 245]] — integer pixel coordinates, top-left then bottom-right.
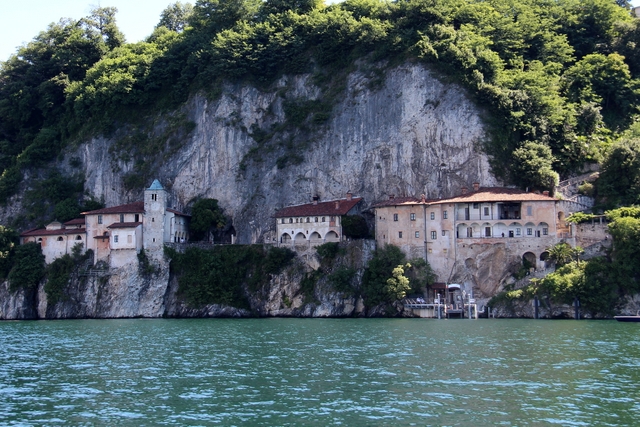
[[114, 235, 119, 243], [57, 236, 64, 241], [289, 218, 293, 223], [135, 214, 139, 222], [527, 228, 533, 236], [98, 215, 103, 224], [467, 227, 473, 237], [315, 217, 318, 222], [281, 219, 285, 224], [322, 217, 325, 222], [398, 231, 403, 238], [431, 231, 437, 240], [410, 213, 416, 221], [516, 228, 521, 236], [442, 230, 446, 236], [430, 212, 435, 220], [152, 218, 155, 222], [120, 214, 124, 223], [473, 203, 479, 209], [484, 207, 490, 216], [415, 231, 420, 238], [543, 228, 548, 235], [393, 213, 399, 221], [306, 218, 310, 223], [295, 218, 299, 223], [485, 227, 491, 237], [152, 194, 157, 201], [527, 206, 532, 216], [443, 210, 448, 219]]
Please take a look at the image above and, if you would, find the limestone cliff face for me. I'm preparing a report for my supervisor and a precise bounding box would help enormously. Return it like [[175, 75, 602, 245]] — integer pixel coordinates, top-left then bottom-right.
[[1, 63, 509, 320], [77, 64, 497, 244]]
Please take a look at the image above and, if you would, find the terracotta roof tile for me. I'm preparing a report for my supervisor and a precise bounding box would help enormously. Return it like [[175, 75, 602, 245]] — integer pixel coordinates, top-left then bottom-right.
[[167, 208, 190, 217], [64, 218, 85, 226], [82, 201, 145, 215], [274, 197, 362, 218], [21, 227, 86, 237], [373, 188, 554, 208], [435, 187, 555, 204], [107, 222, 142, 229]]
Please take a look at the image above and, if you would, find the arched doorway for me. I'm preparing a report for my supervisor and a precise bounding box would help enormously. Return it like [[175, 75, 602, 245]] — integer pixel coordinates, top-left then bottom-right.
[[325, 231, 340, 242]]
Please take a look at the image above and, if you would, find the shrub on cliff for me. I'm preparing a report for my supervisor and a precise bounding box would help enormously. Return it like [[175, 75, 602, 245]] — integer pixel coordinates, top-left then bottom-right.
[[8, 243, 45, 292]]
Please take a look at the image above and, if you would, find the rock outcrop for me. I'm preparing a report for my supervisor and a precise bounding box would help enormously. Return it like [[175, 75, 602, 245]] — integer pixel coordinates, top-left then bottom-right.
[[0, 63, 513, 319]]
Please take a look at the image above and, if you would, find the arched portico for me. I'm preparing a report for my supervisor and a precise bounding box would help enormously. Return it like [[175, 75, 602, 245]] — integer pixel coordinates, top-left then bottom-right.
[[325, 231, 340, 242]]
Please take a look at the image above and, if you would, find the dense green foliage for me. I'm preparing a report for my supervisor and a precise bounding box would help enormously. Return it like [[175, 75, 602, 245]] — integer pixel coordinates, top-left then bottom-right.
[[341, 215, 370, 238], [8, 242, 46, 291], [166, 244, 295, 308], [492, 206, 640, 316], [361, 244, 407, 306], [2, 0, 640, 204], [189, 198, 227, 241], [44, 245, 92, 305], [0, 226, 18, 279]]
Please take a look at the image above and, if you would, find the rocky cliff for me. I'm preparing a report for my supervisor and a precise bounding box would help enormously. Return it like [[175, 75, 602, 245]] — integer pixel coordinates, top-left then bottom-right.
[[75, 63, 498, 243], [1, 63, 508, 320]]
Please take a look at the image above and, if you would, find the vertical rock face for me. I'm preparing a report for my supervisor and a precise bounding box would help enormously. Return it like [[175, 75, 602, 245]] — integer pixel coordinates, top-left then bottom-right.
[[0, 63, 505, 320], [78, 64, 497, 244]]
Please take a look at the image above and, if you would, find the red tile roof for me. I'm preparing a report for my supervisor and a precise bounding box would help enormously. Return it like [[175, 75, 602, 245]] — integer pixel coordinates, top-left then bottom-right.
[[372, 196, 439, 208], [21, 227, 86, 237], [434, 187, 555, 204], [373, 188, 555, 208], [107, 222, 142, 229], [82, 201, 145, 215], [274, 197, 362, 218], [64, 218, 86, 226], [167, 208, 190, 217]]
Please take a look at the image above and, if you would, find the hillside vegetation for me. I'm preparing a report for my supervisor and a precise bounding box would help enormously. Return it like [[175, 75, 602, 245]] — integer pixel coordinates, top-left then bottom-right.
[[1, 0, 640, 217]]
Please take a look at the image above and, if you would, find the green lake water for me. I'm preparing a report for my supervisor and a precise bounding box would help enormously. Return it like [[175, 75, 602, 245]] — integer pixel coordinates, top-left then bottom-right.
[[1, 318, 639, 426]]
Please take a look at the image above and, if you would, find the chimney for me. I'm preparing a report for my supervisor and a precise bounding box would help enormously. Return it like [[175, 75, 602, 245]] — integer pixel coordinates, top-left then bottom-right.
[[543, 190, 550, 197], [335, 201, 340, 209], [346, 192, 352, 201], [421, 194, 426, 203], [461, 187, 468, 195], [312, 195, 319, 205], [473, 182, 480, 192]]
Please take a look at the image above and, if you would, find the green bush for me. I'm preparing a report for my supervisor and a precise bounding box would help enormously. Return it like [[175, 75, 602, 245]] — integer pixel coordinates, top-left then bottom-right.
[[315, 242, 340, 260], [8, 243, 45, 292], [166, 245, 296, 308]]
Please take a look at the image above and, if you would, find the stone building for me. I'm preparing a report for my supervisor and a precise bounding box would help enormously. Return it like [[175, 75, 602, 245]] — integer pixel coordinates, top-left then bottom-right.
[[374, 185, 569, 288], [275, 193, 363, 248], [20, 180, 190, 267]]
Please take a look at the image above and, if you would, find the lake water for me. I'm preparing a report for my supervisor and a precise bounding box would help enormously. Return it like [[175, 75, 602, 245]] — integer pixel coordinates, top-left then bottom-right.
[[1, 318, 639, 426]]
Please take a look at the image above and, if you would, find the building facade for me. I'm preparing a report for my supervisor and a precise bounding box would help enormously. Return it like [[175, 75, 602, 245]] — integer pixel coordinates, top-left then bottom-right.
[[275, 193, 363, 248], [374, 185, 569, 285], [20, 180, 190, 267]]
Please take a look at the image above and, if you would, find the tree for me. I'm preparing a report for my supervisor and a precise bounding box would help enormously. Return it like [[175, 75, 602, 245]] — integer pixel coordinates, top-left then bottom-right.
[[597, 138, 640, 207], [157, 2, 195, 32], [511, 141, 559, 192], [189, 198, 226, 241], [563, 53, 640, 129], [8, 243, 45, 291], [83, 6, 125, 50], [361, 244, 406, 307], [606, 209, 640, 292], [385, 263, 412, 300], [547, 242, 584, 268], [0, 226, 18, 279]]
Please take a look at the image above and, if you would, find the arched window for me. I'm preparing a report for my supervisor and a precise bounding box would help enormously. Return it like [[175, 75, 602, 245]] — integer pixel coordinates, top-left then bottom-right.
[[76, 235, 82, 240], [57, 236, 64, 241]]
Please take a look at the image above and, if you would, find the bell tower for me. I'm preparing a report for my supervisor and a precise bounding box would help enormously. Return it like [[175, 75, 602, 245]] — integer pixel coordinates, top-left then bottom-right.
[[143, 179, 167, 254]]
